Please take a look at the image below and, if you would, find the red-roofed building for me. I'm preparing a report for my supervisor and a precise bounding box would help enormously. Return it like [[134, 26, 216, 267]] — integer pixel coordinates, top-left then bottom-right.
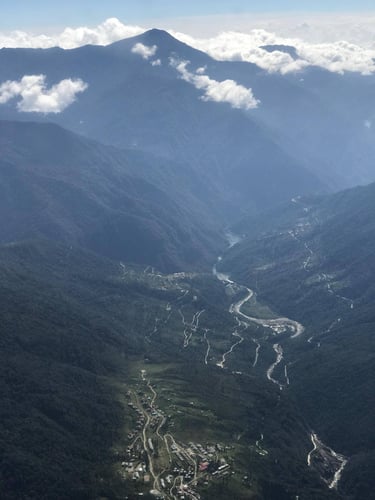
[[199, 462, 209, 472]]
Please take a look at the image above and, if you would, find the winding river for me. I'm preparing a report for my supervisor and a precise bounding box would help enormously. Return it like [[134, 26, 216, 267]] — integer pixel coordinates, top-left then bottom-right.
[[213, 239, 348, 490]]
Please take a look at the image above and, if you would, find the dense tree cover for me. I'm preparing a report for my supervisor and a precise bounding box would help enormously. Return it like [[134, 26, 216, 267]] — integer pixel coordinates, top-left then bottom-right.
[[0, 120, 223, 273], [221, 185, 375, 498], [0, 240, 339, 499]]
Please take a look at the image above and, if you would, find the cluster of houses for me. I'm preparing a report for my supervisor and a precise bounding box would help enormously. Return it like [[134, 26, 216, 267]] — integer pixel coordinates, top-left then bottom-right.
[[122, 387, 235, 498], [121, 460, 149, 483], [169, 440, 232, 484]]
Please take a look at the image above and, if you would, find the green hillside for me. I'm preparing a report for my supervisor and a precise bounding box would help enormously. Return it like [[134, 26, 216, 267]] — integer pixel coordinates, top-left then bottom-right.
[[220, 185, 375, 499], [0, 240, 338, 499]]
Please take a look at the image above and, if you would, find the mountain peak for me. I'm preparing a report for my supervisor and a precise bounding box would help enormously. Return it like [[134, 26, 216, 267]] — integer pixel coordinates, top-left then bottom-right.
[[107, 27, 211, 64], [137, 28, 192, 53], [142, 28, 175, 41], [261, 44, 299, 60]]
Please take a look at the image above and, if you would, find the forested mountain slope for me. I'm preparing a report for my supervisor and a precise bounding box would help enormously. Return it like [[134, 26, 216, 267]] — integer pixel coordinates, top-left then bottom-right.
[[0, 120, 223, 272], [0, 30, 327, 214], [0, 239, 340, 499], [219, 184, 375, 499]]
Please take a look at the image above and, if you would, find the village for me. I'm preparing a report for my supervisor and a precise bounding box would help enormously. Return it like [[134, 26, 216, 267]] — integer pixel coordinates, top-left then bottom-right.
[[118, 374, 237, 499]]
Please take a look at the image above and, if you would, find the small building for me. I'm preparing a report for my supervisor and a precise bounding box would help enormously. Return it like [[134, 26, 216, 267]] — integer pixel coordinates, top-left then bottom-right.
[[199, 462, 209, 472]]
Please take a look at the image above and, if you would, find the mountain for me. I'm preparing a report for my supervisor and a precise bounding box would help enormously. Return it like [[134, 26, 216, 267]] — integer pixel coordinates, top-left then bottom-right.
[[219, 183, 375, 499], [0, 120, 224, 272], [222, 182, 375, 315], [1, 29, 375, 194], [261, 45, 300, 59], [205, 45, 375, 190], [0, 30, 326, 214], [0, 239, 340, 500], [1, 27, 374, 500]]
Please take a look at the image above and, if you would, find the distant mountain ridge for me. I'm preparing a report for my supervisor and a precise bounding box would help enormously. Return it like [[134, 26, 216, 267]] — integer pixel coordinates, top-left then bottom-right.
[[0, 120, 224, 271], [0, 29, 327, 216], [219, 183, 375, 499], [1, 28, 375, 192], [1, 25, 375, 500], [260, 44, 299, 59]]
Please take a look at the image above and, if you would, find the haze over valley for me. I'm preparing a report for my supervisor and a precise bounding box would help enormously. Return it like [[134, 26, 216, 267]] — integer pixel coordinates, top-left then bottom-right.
[[0, 5, 374, 499]]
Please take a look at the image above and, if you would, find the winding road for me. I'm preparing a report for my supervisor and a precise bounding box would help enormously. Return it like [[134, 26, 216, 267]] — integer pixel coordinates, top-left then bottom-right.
[[213, 237, 348, 490], [252, 338, 261, 367], [266, 343, 285, 390], [179, 308, 205, 348], [216, 320, 245, 369], [203, 328, 211, 365]]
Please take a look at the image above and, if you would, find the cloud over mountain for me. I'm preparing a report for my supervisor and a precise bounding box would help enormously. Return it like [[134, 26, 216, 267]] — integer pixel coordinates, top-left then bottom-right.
[[0, 75, 88, 113], [174, 29, 375, 75], [131, 42, 158, 59], [171, 59, 259, 110], [0, 18, 144, 50], [1, 17, 375, 75]]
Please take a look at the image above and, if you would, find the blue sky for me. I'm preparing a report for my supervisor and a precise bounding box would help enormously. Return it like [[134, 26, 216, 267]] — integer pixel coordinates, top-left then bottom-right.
[[2, 0, 375, 30]]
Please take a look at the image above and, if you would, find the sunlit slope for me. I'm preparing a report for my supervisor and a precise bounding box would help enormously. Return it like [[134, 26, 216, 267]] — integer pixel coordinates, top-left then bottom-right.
[[0, 240, 337, 499], [0, 30, 326, 214], [0, 120, 223, 271], [220, 184, 375, 499]]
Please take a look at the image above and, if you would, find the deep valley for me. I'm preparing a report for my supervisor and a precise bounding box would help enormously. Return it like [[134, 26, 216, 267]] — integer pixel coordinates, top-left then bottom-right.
[[0, 23, 374, 500]]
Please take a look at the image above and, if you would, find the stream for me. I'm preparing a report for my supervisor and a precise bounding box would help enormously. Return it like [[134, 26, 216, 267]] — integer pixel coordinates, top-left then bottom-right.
[[213, 236, 348, 490]]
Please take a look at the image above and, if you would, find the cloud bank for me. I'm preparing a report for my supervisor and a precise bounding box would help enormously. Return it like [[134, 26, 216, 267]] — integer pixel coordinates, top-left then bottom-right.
[[171, 59, 260, 110], [0, 75, 88, 113], [174, 29, 375, 75], [131, 43, 157, 60], [1, 17, 375, 75], [0, 18, 144, 50]]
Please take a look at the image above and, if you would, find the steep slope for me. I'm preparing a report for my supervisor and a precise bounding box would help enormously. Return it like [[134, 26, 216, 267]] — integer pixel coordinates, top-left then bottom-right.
[[0, 30, 325, 214], [0, 239, 339, 500], [215, 56, 375, 189], [223, 183, 375, 315], [219, 184, 375, 499], [0, 120, 223, 271], [0, 242, 128, 500], [2, 30, 375, 193]]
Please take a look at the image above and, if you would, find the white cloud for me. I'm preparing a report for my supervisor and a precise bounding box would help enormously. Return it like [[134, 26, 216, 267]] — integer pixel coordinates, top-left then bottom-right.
[[151, 59, 162, 67], [131, 42, 157, 60], [157, 12, 375, 47], [172, 29, 375, 75], [0, 18, 145, 50], [171, 59, 260, 110], [59, 18, 144, 49], [0, 75, 88, 113], [1, 17, 375, 75]]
